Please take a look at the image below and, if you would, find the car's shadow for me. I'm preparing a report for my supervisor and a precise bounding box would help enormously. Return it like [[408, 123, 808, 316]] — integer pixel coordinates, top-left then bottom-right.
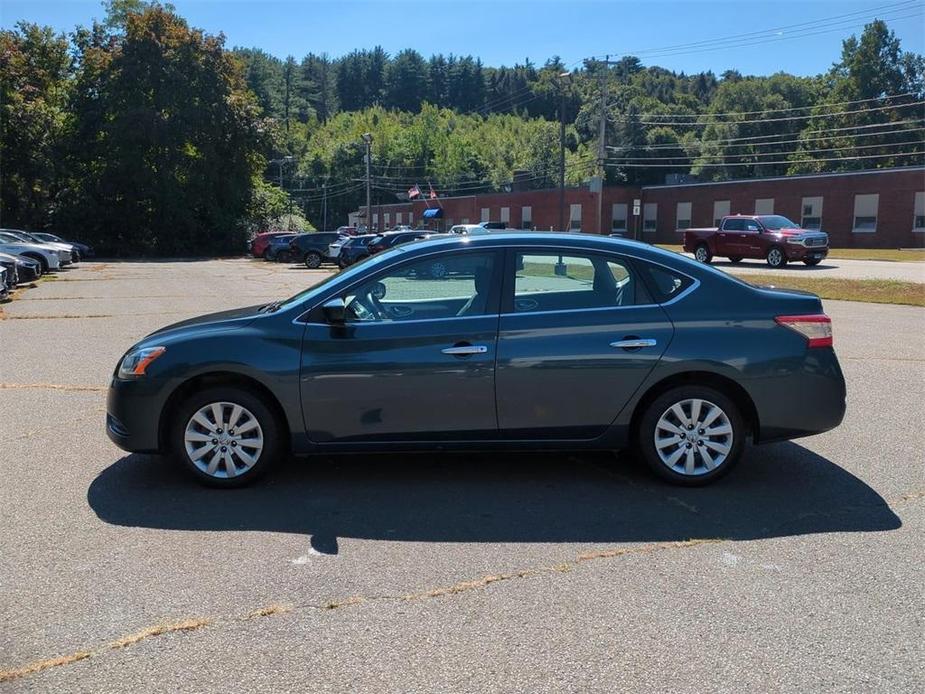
[[87, 442, 900, 553], [708, 260, 837, 271]]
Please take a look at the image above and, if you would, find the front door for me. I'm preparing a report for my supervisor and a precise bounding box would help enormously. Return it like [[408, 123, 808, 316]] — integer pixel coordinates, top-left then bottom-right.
[[300, 249, 502, 442], [496, 249, 673, 439]]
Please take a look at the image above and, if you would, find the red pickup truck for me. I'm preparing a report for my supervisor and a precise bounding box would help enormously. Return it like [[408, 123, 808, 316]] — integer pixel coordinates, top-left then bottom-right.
[[683, 215, 829, 268]]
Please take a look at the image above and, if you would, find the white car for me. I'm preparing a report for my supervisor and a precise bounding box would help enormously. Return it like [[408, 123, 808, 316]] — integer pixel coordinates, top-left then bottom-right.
[[448, 224, 493, 236], [0, 231, 62, 272], [328, 237, 347, 260], [0, 229, 76, 264]]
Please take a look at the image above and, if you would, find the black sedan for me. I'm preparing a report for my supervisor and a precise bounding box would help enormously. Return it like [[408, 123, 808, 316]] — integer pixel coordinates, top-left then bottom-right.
[[107, 233, 846, 488]]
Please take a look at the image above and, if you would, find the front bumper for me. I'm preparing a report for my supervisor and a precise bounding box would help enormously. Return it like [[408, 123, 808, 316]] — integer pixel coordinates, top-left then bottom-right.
[[106, 377, 166, 453], [785, 244, 828, 261]]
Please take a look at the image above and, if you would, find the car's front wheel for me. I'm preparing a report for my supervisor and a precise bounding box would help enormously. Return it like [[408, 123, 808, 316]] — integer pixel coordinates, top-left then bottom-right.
[[637, 385, 745, 486], [766, 246, 787, 268], [304, 251, 323, 269], [170, 387, 282, 487], [694, 244, 712, 264]]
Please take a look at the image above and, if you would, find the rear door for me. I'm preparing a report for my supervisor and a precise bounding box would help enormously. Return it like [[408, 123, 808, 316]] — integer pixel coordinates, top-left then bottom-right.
[[495, 248, 674, 440]]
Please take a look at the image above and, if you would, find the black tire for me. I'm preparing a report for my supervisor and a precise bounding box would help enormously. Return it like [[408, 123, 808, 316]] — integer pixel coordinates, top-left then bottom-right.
[[637, 385, 745, 486], [304, 251, 323, 269], [803, 258, 822, 266], [728, 256, 743, 263], [261, 248, 271, 260], [276, 250, 292, 264], [169, 386, 283, 488], [693, 243, 712, 264], [766, 246, 787, 268]]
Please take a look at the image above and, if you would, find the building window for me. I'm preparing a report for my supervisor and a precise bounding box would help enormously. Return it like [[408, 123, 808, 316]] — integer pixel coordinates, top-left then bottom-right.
[[853, 194, 879, 232], [914, 192, 925, 232], [372, 213, 379, 230], [500, 207, 510, 224], [611, 203, 628, 232], [755, 198, 774, 215], [676, 202, 692, 230], [713, 200, 730, 227], [461, 217, 469, 224], [384, 213, 391, 228], [643, 203, 657, 232], [569, 203, 582, 230], [481, 207, 490, 222], [801, 196, 823, 230], [396, 212, 403, 225], [521, 206, 533, 229], [408, 212, 413, 226]]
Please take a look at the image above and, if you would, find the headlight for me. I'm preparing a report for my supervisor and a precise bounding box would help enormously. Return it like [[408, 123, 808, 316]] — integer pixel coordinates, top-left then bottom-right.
[[786, 237, 805, 245], [118, 346, 166, 378]]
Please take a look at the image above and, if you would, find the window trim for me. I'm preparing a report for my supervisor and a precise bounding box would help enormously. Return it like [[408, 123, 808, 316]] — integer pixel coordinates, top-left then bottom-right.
[[913, 192, 925, 232], [852, 193, 879, 233]]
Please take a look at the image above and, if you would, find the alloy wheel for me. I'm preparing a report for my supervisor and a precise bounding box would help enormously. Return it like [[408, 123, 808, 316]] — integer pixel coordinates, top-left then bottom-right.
[[653, 398, 733, 477], [767, 248, 784, 267], [184, 401, 264, 479], [694, 246, 709, 263]]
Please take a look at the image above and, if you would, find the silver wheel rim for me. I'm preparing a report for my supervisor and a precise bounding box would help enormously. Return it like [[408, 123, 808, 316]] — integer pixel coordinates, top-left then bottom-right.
[[695, 247, 708, 262], [768, 249, 782, 266], [654, 398, 733, 477], [306, 253, 321, 268], [184, 401, 264, 479]]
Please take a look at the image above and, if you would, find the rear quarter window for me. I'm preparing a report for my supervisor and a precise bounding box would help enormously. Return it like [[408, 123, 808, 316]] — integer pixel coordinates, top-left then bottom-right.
[[637, 262, 694, 303]]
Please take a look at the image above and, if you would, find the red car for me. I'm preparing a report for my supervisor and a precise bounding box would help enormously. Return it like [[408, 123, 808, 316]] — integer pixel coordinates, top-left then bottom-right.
[[683, 215, 829, 268], [249, 232, 292, 259]]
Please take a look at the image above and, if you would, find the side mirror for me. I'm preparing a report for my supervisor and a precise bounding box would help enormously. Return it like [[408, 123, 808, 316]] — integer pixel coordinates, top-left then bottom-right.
[[322, 297, 346, 324]]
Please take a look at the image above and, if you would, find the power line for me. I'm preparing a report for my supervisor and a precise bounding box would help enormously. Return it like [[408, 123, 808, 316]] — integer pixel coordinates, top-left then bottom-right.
[[604, 151, 925, 168], [610, 100, 925, 126], [607, 138, 924, 162]]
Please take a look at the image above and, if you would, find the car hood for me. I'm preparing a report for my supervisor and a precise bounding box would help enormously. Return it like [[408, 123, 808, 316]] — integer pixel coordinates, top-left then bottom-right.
[[769, 228, 827, 238], [144, 304, 266, 342], [0, 242, 54, 256]]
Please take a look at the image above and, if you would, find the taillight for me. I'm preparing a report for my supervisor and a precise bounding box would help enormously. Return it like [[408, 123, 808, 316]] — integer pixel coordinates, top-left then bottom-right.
[[775, 314, 832, 348]]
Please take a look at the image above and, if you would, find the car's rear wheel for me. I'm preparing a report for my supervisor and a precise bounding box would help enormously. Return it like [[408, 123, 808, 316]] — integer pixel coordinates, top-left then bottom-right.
[[728, 256, 743, 263], [170, 387, 282, 488], [766, 246, 787, 268], [694, 244, 712, 264], [304, 251, 323, 269], [261, 248, 271, 260], [637, 385, 745, 486], [23, 253, 49, 273], [803, 258, 822, 266], [276, 250, 292, 263]]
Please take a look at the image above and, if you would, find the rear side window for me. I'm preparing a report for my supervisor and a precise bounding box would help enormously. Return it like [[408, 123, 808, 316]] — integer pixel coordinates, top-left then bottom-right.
[[637, 262, 694, 303]]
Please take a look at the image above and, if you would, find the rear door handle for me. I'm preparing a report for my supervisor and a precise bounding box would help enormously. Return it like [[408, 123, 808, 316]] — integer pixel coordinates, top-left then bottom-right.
[[441, 345, 488, 356], [610, 338, 657, 349]]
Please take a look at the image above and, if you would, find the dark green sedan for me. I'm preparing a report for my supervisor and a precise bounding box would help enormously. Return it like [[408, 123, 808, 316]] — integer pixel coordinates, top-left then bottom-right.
[[107, 233, 846, 487]]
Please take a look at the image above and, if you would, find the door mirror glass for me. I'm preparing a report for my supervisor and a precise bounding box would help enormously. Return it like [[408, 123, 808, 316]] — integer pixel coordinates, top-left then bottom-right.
[[322, 297, 346, 324]]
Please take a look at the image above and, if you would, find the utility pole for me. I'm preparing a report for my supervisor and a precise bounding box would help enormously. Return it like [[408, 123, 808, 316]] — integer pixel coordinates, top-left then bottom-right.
[[362, 133, 372, 231], [596, 56, 610, 235], [322, 182, 328, 231], [558, 71, 569, 232]]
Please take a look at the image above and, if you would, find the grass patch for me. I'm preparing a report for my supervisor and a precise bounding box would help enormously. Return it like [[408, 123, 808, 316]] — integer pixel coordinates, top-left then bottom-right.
[[742, 274, 925, 307], [656, 244, 925, 262]]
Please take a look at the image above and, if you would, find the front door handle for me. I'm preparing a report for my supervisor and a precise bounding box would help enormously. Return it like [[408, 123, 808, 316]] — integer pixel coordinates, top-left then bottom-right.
[[610, 338, 657, 349], [441, 344, 488, 356]]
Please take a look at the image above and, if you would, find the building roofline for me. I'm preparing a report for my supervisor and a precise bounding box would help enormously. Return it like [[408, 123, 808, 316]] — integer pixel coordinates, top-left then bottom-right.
[[641, 166, 925, 190]]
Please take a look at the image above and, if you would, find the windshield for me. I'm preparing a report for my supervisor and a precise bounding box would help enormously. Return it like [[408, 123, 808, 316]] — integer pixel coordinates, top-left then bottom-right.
[[759, 215, 800, 230], [0, 232, 22, 243]]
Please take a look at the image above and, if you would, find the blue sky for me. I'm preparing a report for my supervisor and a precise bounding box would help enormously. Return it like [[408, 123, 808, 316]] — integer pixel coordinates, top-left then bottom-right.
[[2, 0, 923, 76]]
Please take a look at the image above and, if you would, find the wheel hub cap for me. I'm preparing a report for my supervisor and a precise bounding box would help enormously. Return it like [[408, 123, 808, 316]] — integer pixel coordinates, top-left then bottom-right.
[[184, 401, 264, 479], [654, 398, 733, 476]]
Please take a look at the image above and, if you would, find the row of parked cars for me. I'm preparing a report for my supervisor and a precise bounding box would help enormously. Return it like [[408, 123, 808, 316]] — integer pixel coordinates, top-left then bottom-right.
[[248, 222, 513, 271], [0, 229, 94, 300]]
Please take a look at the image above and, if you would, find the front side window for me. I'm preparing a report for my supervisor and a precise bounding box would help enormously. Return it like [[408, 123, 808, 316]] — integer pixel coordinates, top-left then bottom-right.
[[344, 252, 496, 323], [759, 215, 798, 230], [511, 252, 641, 313]]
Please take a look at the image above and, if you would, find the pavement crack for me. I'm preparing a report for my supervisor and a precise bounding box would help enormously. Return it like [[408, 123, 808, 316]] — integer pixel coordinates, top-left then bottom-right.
[[0, 383, 106, 392]]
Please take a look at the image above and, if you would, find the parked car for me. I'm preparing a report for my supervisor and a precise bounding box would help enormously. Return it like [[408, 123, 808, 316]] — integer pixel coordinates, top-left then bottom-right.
[[0, 232, 62, 272], [366, 230, 431, 255], [336, 234, 377, 268], [683, 215, 829, 268], [31, 232, 95, 258], [265, 233, 301, 262], [289, 232, 341, 268], [0, 229, 77, 265], [249, 232, 291, 259], [3, 253, 42, 282], [107, 232, 845, 488], [0, 267, 8, 300], [336, 226, 359, 236], [0, 254, 18, 290], [449, 224, 493, 236]]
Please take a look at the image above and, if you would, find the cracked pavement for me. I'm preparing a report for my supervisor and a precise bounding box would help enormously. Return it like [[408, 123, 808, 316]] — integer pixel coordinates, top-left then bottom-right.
[[1, 259, 923, 692]]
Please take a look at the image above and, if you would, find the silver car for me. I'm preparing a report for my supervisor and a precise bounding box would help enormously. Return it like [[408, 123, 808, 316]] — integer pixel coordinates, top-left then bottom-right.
[[0, 231, 62, 272]]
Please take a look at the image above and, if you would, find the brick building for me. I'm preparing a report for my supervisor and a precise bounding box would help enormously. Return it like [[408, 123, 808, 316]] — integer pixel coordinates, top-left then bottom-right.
[[354, 166, 925, 248]]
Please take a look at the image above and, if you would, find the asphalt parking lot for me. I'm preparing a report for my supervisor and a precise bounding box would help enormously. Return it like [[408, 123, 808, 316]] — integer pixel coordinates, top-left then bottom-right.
[[1, 259, 923, 692]]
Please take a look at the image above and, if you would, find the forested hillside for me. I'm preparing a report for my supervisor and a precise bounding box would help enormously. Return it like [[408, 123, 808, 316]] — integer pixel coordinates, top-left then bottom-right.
[[1, 0, 922, 255]]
